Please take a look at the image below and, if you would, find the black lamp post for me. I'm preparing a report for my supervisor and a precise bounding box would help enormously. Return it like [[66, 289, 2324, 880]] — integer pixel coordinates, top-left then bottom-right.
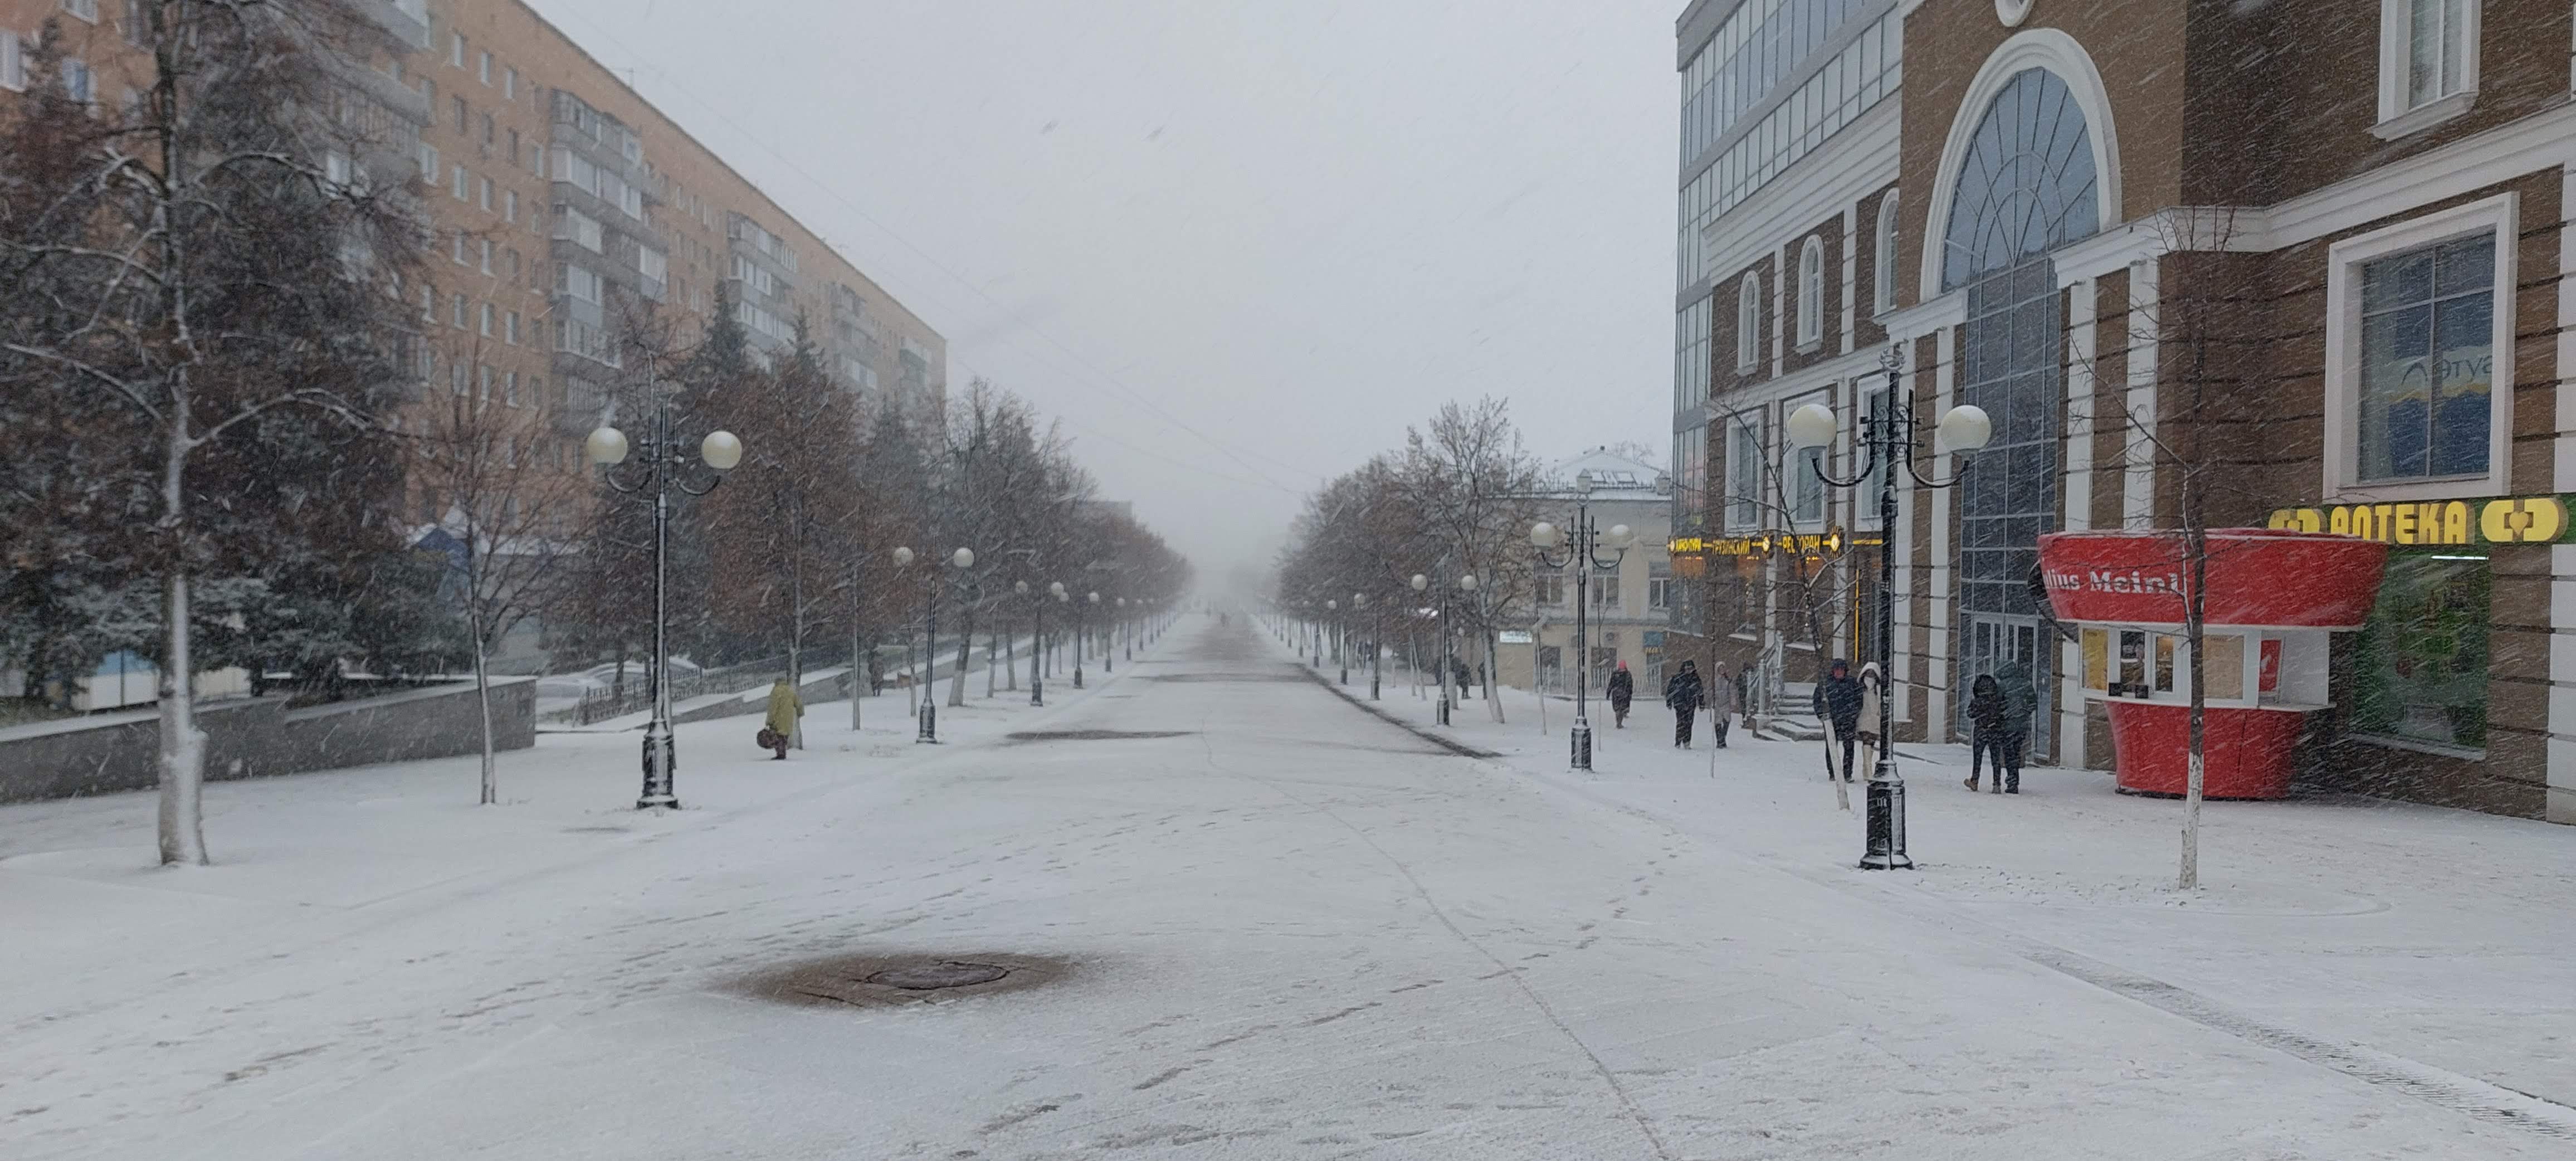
[[1530, 471, 1635, 772], [585, 411, 743, 811], [895, 545, 975, 743], [1079, 592, 1097, 685], [1785, 348, 1992, 870], [1411, 567, 1475, 726]]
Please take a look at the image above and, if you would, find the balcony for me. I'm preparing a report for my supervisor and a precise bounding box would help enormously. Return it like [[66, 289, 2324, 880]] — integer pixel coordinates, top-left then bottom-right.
[[353, 0, 432, 51]]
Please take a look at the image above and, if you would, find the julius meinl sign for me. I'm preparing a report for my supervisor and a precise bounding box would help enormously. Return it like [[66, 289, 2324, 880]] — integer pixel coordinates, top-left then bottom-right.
[[2265, 494, 2571, 547]]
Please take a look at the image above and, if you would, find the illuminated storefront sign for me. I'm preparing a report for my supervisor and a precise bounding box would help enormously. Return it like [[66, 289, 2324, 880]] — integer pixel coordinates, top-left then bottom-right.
[[2265, 495, 2569, 547], [1667, 531, 1883, 557]]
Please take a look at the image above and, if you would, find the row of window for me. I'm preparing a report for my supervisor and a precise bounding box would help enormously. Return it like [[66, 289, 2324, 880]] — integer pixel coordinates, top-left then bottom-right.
[[1720, 381, 1887, 534], [1720, 193, 1900, 382]]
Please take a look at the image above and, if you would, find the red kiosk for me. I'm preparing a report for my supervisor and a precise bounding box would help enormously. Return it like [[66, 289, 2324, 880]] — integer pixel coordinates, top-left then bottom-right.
[[2036, 529, 2389, 799]]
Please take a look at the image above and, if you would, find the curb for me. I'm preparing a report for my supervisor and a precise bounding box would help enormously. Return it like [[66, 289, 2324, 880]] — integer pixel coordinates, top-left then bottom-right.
[[1292, 664, 1500, 760]]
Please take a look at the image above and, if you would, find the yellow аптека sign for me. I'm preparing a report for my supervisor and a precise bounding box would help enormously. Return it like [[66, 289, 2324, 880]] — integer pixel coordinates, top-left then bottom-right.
[[2265, 495, 2570, 547]]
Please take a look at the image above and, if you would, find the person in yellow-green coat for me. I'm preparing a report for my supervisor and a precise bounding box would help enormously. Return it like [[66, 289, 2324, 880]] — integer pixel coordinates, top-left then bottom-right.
[[759, 679, 802, 759]]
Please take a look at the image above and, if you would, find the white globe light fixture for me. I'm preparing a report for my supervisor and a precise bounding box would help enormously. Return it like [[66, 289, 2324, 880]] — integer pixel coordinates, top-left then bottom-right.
[[1015, 580, 1029, 594], [583, 425, 630, 466], [1049, 581, 1067, 599], [1529, 521, 1561, 549], [950, 547, 974, 569], [700, 430, 744, 472], [1459, 573, 1478, 592], [1938, 403, 1994, 453], [1786, 402, 1838, 450], [1410, 573, 1428, 592], [891, 546, 915, 566], [1606, 523, 1635, 549]]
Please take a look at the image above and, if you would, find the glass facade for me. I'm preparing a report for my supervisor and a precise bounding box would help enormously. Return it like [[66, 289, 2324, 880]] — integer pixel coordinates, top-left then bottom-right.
[[1940, 69, 2097, 291]]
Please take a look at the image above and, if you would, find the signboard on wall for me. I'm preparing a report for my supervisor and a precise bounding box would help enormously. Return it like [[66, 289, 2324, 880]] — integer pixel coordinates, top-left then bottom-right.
[[2265, 495, 2569, 547]]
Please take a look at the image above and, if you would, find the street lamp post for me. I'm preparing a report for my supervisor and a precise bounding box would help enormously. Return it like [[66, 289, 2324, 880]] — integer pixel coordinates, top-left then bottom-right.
[[896, 546, 975, 743], [1531, 473, 1635, 772], [585, 413, 743, 811], [1031, 582, 1065, 706], [1786, 349, 1992, 870], [1411, 568, 1475, 726]]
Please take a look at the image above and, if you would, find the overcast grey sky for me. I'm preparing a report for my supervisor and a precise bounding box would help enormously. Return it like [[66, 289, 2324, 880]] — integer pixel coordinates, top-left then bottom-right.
[[527, 0, 1680, 582]]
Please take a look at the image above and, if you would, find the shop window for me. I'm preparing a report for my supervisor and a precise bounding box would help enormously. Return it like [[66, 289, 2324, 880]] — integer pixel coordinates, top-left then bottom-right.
[[2350, 553, 2489, 751], [2328, 194, 2511, 498], [2204, 634, 2245, 700]]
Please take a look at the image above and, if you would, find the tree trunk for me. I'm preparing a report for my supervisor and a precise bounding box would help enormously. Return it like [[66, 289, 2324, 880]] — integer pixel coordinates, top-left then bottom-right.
[[1482, 628, 1505, 723], [2182, 513, 2208, 890], [985, 631, 997, 697], [849, 619, 863, 733], [157, 408, 208, 867], [948, 609, 973, 707], [474, 631, 497, 804]]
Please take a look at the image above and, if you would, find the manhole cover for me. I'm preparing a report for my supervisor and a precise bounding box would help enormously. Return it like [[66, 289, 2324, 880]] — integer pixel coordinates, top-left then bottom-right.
[[1006, 729, 1192, 742], [870, 961, 1010, 989], [742, 952, 1072, 1008]]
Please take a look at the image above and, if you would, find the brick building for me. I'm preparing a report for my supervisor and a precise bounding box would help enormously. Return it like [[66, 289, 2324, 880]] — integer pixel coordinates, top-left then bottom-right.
[[1672, 0, 2575, 823], [1, 0, 947, 516]]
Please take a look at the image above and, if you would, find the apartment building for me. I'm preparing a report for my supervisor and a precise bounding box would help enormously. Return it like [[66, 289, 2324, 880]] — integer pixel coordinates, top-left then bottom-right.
[[1673, 0, 2576, 825], [1, 0, 947, 486]]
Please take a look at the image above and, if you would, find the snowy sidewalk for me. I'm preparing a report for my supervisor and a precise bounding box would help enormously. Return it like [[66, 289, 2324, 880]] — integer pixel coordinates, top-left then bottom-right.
[[1281, 632, 2576, 1116]]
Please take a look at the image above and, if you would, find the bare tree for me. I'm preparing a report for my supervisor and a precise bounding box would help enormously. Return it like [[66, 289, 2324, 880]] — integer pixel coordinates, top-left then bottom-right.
[[406, 340, 593, 802]]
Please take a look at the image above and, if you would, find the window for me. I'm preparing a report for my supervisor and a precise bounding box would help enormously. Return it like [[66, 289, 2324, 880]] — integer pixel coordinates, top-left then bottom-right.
[[479, 177, 491, 211], [451, 292, 466, 329], [1857, 382, 1890, 526], [1534, 572, 1565, 607], [506, 311, 520, 344], [1591, 569, 1622, 612], [1874, 194, 1899, 315], [560, 264, 603, 305], [479, 303, 493, 336], [478, 50, 491, 85], [451, 164, 467, 201], [2376, 0, 2479, 134], [1647, 576, 1672, 611], [1796, 236, 1824, 349], [477, 364, 493, 403], [479, 238, 491, 274], [450, 32, 465, 68], [480, 113, 494, 146], [2331, 197, 2511, 494], [555, 206, 603, 252], [419, 285, 435, 322], [123, 0, 141, 43], [504, 66, 517, 100], [504, 370, 519, 407], [1, 30, 25, 92], [62, 59, 92, 105], [452, 95, 466, 133], [2351, 554, 2488, 750], [1735, 274, 1761, 372], [1788, 394, 1827, 527], [1725, 413, 1764, 530], [417, 142, 438, 182], [506, 128, 520, 166], [64, 0, 99, 22], [450, 231, 466, 265]]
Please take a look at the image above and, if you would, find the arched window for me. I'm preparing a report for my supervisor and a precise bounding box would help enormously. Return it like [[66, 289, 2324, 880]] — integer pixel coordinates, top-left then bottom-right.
[[1940, 67, 2100, 291], [1873, 194, 1900, 315], [1796, 237, 1824, 348], [1735, 274, 1761, 372]]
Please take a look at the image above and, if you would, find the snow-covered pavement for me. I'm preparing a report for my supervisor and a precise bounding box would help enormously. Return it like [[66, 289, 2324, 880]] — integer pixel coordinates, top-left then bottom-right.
[[3, 616, 2570, 1158]]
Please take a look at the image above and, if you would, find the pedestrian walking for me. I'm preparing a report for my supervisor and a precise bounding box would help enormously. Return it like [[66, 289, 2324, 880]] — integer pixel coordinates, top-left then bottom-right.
[[757, 679, 802, 760], [1965, 672, 2004, 792], [1992, 660, 2036, 793], [1663, 659, 1705, 748], [1812, 658, 1863, 782], [1706, 662, 1738, 748], [1606, 661, 1635, 728]]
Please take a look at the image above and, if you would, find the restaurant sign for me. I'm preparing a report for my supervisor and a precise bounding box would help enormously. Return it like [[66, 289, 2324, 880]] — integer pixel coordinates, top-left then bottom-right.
[[2265, 495, 2569, 547]]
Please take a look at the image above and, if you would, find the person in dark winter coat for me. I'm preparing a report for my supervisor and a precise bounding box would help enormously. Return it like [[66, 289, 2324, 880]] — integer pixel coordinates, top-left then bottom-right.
[[1663, 660, 1705, 748], [1606, 661, 1635, 728], [1965, 673, 2005, 792], [1989, 660, 2037, 793], [1813, 659, 1863, 781]]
